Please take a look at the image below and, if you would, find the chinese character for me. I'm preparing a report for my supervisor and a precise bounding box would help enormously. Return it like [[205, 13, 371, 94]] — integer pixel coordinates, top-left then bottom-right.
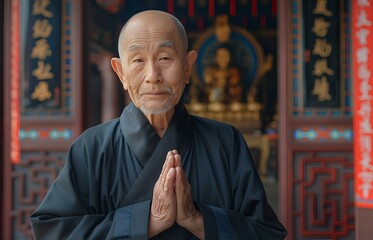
[[312, 18, 330, 37], [360, 151, 373, 172], [358, 63, 371, 80], [357, 9, 372, 27], [356, 47, 370, 64], [358, 0, 371, 7], [31, 39, 52, 60], [312, 76, 332, 101], [31, 81, 52, 101], [32, 60, 54, 80], [358, 175, 373, 198], [313, 0, 333, 17], [359, 100, 373, 117], [312, 38, 332, 57], [312, 59, 334, 76], [356, 28, 370, 45], [32, 0, 53, 18], [360, 117, 373, 134], [33, 19, 53, 39], [359, 79, 373, 100]]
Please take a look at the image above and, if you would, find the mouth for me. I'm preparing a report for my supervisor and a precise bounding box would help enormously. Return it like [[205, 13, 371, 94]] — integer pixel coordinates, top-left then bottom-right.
[[148, 91, 168, 95], [140, 88, 172, 97], [143, 91, 168, 96], [139, 91, 172, 101]]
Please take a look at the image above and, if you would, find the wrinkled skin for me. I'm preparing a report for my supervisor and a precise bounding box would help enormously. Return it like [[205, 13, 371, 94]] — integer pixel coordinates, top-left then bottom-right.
[[149, 150, 204, 239]]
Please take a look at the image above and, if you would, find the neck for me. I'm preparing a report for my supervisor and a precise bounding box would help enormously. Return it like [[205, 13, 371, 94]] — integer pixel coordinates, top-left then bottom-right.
[[145, 108, 175, 137]]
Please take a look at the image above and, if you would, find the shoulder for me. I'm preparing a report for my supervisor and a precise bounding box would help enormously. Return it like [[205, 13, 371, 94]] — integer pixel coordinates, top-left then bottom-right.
[[190, 114, 242, 141], [72, 118, 121, 148]]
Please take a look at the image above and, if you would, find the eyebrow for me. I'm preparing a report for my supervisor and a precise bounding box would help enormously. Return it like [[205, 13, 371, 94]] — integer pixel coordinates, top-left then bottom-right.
[[159, 40, 174, 48], [128, 44, 143, 51], [128, 40, 175, 51]]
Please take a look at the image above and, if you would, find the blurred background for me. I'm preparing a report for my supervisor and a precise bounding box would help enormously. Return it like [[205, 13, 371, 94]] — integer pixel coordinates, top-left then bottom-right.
[[1, 1, 370, 239]]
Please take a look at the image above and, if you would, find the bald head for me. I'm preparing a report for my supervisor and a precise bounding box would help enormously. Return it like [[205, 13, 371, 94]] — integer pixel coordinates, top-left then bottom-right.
[[117, 10, 188, 58]]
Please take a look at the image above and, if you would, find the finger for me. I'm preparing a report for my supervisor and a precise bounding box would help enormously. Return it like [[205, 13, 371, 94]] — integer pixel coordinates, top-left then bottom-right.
[[175, 166, 189, 199], [174, 153, 182, 168], [175, 167, 196, 224], [161, 153, 175, 187], [161, 151, 173, 175], [172, 149, 178, 154], [175, 167, 190, 213], [150, 166, 177, 234], [165, 167, 176, 192]]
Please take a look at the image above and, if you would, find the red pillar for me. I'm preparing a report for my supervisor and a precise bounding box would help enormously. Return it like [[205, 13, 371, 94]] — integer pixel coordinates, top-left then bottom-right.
[[352, 1, 373, 239]]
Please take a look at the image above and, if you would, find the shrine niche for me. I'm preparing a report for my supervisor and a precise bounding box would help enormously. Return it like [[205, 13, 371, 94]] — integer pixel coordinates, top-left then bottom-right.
[[186, 15, 271, 128]]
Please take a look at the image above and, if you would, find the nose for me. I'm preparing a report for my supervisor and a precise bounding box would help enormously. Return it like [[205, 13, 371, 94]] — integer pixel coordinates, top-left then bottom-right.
[[145, 61, 161, 84]]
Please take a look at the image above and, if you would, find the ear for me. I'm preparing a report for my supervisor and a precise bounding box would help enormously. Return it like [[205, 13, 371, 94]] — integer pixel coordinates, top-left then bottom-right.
[[111, 57, 128, 90], [185, 50, 198, 84]]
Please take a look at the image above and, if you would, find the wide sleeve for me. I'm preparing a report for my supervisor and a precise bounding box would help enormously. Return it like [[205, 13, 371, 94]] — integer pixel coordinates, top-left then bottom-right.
[[197, 128, 287, 240], [30, 137, 150, 240]]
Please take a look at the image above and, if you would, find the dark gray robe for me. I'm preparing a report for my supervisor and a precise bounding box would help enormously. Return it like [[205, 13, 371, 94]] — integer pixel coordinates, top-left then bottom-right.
[[30, 102, 287, 239]]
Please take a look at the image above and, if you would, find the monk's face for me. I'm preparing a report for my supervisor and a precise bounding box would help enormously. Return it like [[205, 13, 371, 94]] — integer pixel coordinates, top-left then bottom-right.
[[112, 11, 197, 115]]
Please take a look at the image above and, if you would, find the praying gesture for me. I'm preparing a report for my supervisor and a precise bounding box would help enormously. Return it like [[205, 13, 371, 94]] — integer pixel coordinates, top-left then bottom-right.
[[149, 150, 204, 239]]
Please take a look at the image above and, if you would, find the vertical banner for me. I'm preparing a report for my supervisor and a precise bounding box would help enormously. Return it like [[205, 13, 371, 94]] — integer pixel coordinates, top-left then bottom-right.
[[303, 0, 341, 108], [352, 0, 373, 208], [10, 0, 20, 164], [24, 0, 61, 110]]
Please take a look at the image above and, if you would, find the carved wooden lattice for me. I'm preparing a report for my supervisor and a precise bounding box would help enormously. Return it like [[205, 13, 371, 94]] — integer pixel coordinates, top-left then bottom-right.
[[293, 152, 355, 240], [12, 151, 66, 239]]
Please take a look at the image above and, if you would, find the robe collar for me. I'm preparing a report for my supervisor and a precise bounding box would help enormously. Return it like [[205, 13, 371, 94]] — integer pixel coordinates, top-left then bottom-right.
[[120, 101, 192, 166]]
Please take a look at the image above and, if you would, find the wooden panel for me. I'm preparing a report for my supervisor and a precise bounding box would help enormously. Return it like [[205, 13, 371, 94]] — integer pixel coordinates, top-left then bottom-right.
[[292, 152, 354, 239], [11, 151, 66, 239], [278, 1, 355, 239]]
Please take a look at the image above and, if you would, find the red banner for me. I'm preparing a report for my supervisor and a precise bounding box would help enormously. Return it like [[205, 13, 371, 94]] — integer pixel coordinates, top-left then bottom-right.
[[10, 0, 20, 164], [352, 1, 373, 208]]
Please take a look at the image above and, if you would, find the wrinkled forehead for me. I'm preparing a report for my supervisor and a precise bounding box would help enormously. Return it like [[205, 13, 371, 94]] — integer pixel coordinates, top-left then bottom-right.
[[121, 19, 181, 52], [124, 12, 177, 38], [118, 11, 188, 57], [125, 19, 176, 39]]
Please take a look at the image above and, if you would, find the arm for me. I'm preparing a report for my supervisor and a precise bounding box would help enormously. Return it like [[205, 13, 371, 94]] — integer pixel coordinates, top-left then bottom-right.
[[153, 129, 286, 240], [195, 128, 287, 239], [30, 140, 151, 240]]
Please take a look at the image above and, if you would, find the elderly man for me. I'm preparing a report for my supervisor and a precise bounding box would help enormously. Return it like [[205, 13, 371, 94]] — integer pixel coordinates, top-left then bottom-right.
[[30, 10, 287, 239]]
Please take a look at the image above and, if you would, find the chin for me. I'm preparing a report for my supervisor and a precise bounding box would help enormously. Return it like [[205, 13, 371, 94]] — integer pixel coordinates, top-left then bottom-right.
[[139, 103, 174, 115]]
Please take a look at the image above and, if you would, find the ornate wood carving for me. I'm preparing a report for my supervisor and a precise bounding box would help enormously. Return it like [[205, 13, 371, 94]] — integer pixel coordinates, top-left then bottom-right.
[[292, 152, 355, 239], [12, 151, 65, 239]]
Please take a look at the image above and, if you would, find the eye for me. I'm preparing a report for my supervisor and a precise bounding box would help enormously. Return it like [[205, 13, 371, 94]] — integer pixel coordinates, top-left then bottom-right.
[[159, 56, 171, 61], [133, 58, 143, 63]]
